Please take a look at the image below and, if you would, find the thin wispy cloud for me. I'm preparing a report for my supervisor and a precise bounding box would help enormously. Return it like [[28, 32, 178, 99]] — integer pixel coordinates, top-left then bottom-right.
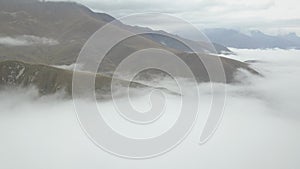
[[0, 35, 59, 46]]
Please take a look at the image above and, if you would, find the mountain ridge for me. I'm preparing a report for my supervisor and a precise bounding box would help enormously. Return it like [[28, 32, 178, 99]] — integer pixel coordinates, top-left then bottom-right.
[[0, 0, 261, 97], [0, 60, 150, 98], [204, 28, 300, 49], [0, 0, 232, 67]]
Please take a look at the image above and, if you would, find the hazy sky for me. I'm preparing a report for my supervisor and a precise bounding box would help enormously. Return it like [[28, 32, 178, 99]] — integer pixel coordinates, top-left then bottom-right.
[[56, 0, 300, 35]]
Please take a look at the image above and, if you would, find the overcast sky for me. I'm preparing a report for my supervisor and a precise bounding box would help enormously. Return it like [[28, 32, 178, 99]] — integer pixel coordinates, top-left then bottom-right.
[[59, 0, 300, 35]]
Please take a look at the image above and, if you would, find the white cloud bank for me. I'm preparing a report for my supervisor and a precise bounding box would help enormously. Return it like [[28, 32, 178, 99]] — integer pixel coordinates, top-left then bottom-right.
[[0, 35, 59, 46], [0, 48, 300, 168]]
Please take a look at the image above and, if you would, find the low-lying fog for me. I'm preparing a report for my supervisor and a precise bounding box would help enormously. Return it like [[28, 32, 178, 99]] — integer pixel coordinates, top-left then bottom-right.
[[1, 48, 300, 169]]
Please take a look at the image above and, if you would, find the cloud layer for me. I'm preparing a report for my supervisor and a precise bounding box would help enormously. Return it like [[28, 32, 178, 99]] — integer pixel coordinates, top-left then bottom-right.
[[0, 48, 300, 168]]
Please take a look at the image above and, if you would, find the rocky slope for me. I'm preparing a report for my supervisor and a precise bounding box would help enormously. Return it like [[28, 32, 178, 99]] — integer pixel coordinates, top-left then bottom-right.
[[0, 60, 147, 98]]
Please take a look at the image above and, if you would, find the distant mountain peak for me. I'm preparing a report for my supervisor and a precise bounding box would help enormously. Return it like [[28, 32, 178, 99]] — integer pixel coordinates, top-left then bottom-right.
[[204, 28, 300, 49]]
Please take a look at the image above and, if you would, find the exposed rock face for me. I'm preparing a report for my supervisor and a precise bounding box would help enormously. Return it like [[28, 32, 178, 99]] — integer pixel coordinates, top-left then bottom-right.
[[0, 60, 78, 95]]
